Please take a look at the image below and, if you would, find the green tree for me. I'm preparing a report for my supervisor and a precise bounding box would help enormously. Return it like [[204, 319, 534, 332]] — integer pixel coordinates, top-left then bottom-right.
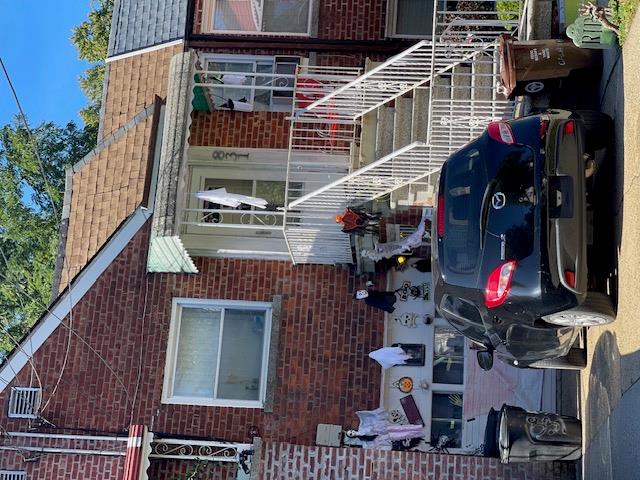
[[71, 0, 114, 130], [0, 120, 95, 357]]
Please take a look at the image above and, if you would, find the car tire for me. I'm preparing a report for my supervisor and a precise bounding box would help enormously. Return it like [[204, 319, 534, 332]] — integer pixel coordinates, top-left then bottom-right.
[[543, 291, 615, 327], [528, 348, 587, 370], [574, 110, 614, 152]]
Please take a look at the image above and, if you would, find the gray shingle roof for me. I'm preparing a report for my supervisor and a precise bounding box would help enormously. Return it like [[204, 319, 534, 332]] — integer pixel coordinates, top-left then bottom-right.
[[108, 0, 188, 57]]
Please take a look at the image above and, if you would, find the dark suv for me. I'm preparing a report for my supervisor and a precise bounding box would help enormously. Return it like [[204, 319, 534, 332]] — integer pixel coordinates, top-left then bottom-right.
[[432, 110, 614, 369]]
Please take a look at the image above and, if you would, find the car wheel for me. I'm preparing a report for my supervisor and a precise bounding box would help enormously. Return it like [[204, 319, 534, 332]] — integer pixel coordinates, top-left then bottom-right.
[[574, 110, 614, 152], [543, 291, 615, 327], [528, 348, 587, 370]]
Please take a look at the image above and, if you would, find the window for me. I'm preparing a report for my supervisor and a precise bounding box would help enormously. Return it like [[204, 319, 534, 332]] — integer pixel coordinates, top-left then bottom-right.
[[199, 55, 300, 112], [8, 387, 41, 419], [433, 327, 464, 384], [163, 299, 272, 407], [387, 0, 435, 38], [431, 392, 463, 448], [443, 147, 485, 274], [200, 178, 287, 227], [0, 472, 26, 480], [205, 0, 312, 34]]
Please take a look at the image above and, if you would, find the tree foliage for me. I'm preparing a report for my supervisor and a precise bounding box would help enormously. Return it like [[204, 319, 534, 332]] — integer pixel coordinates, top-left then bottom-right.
[[0, 120, 95, 357], [71, 0, 114, 129]]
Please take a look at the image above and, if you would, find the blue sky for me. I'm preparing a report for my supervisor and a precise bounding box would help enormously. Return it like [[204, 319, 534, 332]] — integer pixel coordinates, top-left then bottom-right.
[[0, 2, 91, 127]]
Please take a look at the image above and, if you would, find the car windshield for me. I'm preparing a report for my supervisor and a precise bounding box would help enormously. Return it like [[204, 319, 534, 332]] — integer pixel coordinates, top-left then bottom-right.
[[443, 146, 486, 274]]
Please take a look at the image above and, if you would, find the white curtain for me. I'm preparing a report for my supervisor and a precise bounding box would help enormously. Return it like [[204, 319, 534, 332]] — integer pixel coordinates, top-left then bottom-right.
[[174, 308, 221, 397]]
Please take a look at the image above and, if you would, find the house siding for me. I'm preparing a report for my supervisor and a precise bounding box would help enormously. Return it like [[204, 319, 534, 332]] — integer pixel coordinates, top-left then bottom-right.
[[0, 222, 384, 448], [192, 0, 388, 40], [258, 442, 576, 480], [102, 44, 183, 138], [190, 111, 290, 148], [0, 450, 124, 479]]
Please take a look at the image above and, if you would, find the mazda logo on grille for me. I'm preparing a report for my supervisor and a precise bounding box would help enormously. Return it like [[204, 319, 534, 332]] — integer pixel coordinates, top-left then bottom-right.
[[492, 192, 506, 209]]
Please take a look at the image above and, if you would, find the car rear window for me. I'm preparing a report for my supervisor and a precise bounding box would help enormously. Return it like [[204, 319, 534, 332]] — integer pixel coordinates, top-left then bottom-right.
[[440, 295, 487, 344], [443, 147, 486, 274]]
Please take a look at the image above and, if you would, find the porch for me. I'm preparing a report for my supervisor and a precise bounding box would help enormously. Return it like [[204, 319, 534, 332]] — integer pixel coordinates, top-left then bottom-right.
[[148, 0, 525, 272]]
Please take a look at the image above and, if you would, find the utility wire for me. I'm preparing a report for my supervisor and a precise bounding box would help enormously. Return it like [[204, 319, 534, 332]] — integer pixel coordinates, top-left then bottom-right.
[[0, 56, 59, 218], [0, 265, 133, 411], [0, 56, 80, 416]]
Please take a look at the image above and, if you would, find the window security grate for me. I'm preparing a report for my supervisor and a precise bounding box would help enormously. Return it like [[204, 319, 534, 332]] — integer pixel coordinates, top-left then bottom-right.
[[8, 387, 42, 419]]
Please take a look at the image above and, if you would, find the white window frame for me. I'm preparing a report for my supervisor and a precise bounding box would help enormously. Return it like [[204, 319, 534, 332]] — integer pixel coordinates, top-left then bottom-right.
[[202, 0, 314, 36], [199, 53, 300, 112], [162, 298, 272, 408]]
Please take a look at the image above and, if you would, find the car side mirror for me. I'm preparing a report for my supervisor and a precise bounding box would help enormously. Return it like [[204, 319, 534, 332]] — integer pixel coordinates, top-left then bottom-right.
[[477, 350, 494, 371]]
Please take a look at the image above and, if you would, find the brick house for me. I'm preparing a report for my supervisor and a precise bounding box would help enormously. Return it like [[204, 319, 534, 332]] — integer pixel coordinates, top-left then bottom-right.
[[0, 1, 576, 479]]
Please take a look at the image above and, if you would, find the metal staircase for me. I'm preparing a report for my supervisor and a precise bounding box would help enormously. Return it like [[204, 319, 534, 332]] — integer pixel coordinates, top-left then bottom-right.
[[282, 1, 524, 265]]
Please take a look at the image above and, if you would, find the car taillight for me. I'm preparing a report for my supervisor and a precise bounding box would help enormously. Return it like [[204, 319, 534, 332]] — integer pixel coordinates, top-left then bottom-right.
[[563, 120, 575, 136], [539, 118, 550, 138], [487, 121, 515, 145], [485, 260, 516, 308], [437, 194, 445, 238], [564, 270, 576, 288]]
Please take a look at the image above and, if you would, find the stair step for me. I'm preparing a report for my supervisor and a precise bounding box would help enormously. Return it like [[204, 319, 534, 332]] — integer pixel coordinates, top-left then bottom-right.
[[359, 58, 384, 168], [359, 110, 378, 168], [375, 106, 395, 160], [472, 57, 495, 102], [411, 87, 430, 143], [452, 65, 472, 101], [432, 74, 451, 101], [393, 96, 414, 151]]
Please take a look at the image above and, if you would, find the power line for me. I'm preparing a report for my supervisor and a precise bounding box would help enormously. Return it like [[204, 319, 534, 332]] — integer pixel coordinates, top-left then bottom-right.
[[0, 263, 133, 409], [0, 56, 59, 219], [0, 56, 80, 417]]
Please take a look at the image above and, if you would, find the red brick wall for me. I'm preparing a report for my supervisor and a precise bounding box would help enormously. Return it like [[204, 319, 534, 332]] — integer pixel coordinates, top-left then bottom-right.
[[189, 111, 290, 148], [193, 0, 388, 41], [259, 442, 576, 480], [316, 0, 387, 41], [0, 222, 384, 448], [0, 450, 124, 479]]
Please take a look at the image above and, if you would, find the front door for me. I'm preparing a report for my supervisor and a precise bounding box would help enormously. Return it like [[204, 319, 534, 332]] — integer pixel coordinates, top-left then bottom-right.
[[383, 267, 466, 451], [180, 147, 292, 259]]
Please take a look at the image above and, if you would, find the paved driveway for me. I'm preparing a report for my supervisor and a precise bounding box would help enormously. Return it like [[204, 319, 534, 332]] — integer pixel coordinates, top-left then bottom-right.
[[580, 12, 640, 480]]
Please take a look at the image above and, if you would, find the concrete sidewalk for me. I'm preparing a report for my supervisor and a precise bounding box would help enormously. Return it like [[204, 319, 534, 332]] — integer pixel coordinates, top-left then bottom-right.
[[581, 11, 640, 480]]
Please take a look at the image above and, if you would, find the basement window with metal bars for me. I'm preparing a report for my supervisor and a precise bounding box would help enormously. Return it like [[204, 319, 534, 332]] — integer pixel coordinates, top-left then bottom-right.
[[0, 471, 27, 480], [8, 387, 42, 419]]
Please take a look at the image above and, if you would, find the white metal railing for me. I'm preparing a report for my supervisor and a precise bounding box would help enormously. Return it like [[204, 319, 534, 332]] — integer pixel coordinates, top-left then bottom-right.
[[435, 0, 522, 43], [149, 438, 252, 462], [292, 41, 498, 122], [281, 65, 362, 265], [287, 143, 446, 210], [288, 65, 362, 157], [182, 208, 285, 230], [426, 44, 515, 150], [279, 0, 522, 265]]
